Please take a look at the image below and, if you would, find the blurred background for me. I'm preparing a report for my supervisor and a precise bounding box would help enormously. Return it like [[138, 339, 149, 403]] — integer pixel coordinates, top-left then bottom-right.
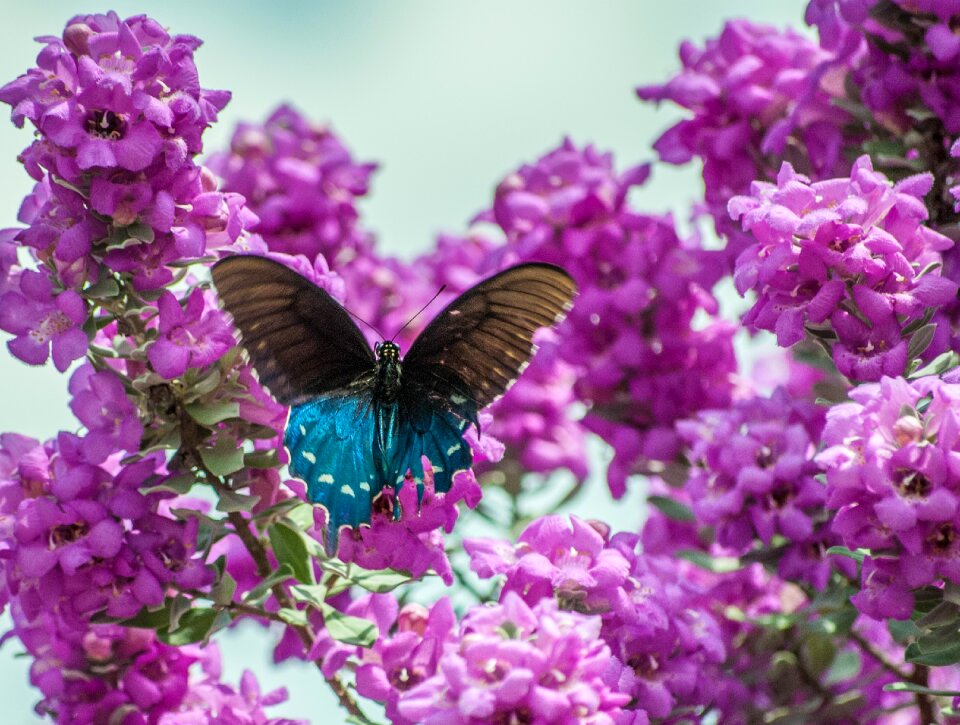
[[0, 2, 806, 721]]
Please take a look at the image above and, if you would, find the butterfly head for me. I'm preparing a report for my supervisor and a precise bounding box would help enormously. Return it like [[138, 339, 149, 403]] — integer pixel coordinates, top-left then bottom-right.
[[374, 341, 400, 361]]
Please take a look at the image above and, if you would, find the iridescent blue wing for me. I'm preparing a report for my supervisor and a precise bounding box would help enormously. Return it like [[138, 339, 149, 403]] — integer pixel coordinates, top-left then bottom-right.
[[388, 396, 474, 505], [402, 263, 576, 419], [285, 394, 382, 551], [211, 256, 375, 405]]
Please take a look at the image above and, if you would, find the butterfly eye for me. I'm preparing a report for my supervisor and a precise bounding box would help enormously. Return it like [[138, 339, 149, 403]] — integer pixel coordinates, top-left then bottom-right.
[[374, 342, 382, 355]]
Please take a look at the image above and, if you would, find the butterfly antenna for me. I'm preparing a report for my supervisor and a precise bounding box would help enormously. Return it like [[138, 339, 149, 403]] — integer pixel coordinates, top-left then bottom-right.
[[345, 308, 386, 340], [391, 285, 447, 341]]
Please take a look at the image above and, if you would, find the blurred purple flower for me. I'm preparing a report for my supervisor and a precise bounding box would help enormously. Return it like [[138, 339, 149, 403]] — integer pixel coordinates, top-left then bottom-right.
[[208, 103, 376, 266], [676, 387, 854, 588], [479, 139, 736, 495]]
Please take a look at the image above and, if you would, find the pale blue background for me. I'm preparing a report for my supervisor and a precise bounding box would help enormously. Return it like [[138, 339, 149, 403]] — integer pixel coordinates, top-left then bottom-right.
[[0, 2, 805, 722]]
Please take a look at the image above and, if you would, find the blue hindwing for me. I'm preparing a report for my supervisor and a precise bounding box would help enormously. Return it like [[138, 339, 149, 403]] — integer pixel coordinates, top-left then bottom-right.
[[285, 396, 381, 551], [285, 394, 477, 549], [387, 399, 474, 511]]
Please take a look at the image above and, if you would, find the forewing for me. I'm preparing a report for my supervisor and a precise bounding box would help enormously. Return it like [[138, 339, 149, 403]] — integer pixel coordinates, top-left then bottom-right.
[[212, 256, 375, 405], [402, 263, 576, 412]]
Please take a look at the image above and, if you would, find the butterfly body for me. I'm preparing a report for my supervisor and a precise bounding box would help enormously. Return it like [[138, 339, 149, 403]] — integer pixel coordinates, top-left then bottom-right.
[[212, 256, 576, 550]]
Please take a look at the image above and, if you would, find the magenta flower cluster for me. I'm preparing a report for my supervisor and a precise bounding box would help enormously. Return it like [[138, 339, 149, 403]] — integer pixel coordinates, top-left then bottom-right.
[[11, 600, 300, 724], [731, 155, 957, 381], [466, 515, 727, 719], [5, 4, 960, 723], [207, 104, 377, 266], [637, 19, 856, 267], [676, 388, 853, 589], [818, 375, 960, 619], [328, 590, 628, 724], [477, 139, 737, 495], [807, 0, 960, 136]]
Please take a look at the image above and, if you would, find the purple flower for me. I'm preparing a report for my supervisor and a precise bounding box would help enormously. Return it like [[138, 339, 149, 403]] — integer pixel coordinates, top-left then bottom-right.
[[398, 592, 629, 724], [165, 649, 308, 724], [17, 178, 107, 264], [807, 2, 960, 135], [209, 104, 376, 266], [638, 19, 858, 268], [818, 375, 960, 617], [0, 12, 251, 294], [0, 12, 228, 183], [676, 387, 856, 587], [466, 515, 727, 719], [0, 268, 88, 370], [354, 599, 457, 724], [332, 464, 485, 585], [478, 139, 736, 496], [148, 288, 234, 378], [731, 156, 956, 381], [68, 363, 143, 464]]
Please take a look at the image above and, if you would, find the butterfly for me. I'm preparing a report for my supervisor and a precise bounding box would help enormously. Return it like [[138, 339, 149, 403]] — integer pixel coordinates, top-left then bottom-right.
[[211, 255, 576, 550]]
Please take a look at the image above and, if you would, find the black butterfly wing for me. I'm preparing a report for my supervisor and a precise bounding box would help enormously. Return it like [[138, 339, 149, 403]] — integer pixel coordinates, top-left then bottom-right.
[[402, 263, 576, 416], [211, 256, 375, 405]]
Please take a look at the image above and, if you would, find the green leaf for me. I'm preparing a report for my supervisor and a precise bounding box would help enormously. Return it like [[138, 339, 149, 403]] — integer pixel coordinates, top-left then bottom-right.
[[244, 449, 280, 469], [909, 350, 960, 379], [676, 549, 742, 573], [188, 369, 223, 398], [647, 495, 695, 522], [186, 401, 240, 426], [344, 569, 413, 594], [143, 472, 196, 495], [900, 307, 935, 336], [111, 604, 172, 630], [286, 502, 318, 531], [320, 603, 378, 647], [825, 546, 867, 563], [83, 276, 121, 299], [906, 323, 937, 362], [800, 632, 836, 677], [824, 650, 861, 686], [277, 607, 310, 627], [888, 618, 921, 644], [158, 608, 220, 646], [168, 594, 193, 632], [244, 563, 296, 605], [268, 521, 315, 585], [199, 437, 245, 477], [216, 488, 261, 513], [211, 571, 238, 607], [906, 639, 960, 666], [884, 681, 960, 697], [916, 601, 960, 630], [290, 584, 329, 610], [125, 221, 155, 243], [915, 261, 943, 280]]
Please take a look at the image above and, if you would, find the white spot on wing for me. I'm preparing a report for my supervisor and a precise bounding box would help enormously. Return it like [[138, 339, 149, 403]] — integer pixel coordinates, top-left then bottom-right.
[[340, 485, 356, 497], [302, 451, 316, 464], [446, 443, 461, 456], [359, 481, 371, 492], [318, 474, 334, 484], [451, 394, 467, 404], [299, 425, 307, 435]]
